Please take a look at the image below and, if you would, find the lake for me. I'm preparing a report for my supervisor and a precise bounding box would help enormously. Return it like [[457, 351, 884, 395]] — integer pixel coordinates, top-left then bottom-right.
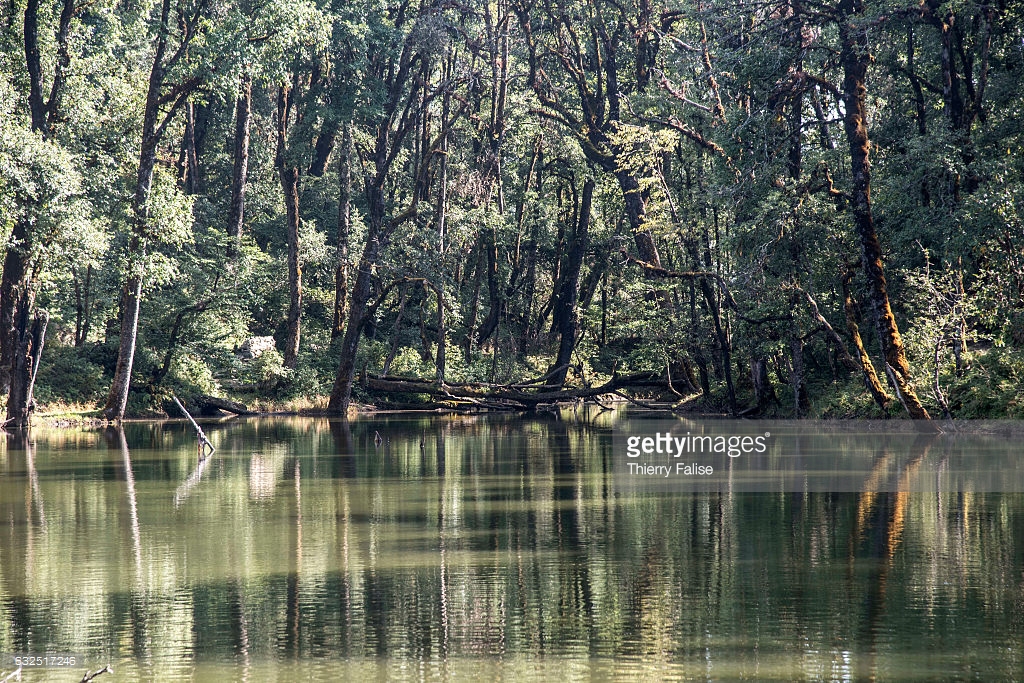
[[1, 410, 1022, 680]]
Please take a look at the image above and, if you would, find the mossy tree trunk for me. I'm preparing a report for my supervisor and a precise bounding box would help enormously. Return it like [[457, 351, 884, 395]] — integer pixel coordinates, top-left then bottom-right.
[[839, 0, 930, 419]]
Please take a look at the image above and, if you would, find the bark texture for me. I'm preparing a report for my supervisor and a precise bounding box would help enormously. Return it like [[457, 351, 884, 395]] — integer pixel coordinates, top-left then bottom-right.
[[227, 74, 251, 257], [839, 0, 930, 419], [5, 309, 47, 429], [548, 177, 593, 388], [332, 124, 352, 340], [276, 85, 302, 369]]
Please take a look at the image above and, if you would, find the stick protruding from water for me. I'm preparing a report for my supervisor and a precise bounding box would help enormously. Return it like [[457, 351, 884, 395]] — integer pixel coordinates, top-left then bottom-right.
[[172, 395, 215, 456]]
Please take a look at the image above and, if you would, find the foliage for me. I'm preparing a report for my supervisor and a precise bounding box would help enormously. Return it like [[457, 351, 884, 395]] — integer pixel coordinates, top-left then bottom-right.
[[1, 0, 1021, 418]]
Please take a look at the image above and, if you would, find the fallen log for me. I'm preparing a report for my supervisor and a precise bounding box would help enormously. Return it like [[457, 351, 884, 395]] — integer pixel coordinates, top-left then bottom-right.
[[194, 394, 253, 415], [362, 371, 667, 410]]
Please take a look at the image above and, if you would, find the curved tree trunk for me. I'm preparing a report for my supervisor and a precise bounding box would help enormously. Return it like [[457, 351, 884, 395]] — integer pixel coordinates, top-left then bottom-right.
[[102, 0, 202, 420], [103, 104, 160, 420], [103, 264, 144, 419], [840, 0, 930, 419], [102, 68, 161, 420], [328, 185, 386, 416]]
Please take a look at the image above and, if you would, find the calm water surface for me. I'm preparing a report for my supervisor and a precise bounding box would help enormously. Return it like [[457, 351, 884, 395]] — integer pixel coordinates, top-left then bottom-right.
[[1, 411, 1022, 681]]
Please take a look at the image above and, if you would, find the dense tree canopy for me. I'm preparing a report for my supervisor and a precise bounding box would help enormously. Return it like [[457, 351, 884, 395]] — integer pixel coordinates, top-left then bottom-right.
[[1, 0, 1022, 424]]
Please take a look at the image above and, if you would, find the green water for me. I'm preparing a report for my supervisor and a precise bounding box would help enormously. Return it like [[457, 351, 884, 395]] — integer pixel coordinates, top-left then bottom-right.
[[1, 412, 1022, 681]]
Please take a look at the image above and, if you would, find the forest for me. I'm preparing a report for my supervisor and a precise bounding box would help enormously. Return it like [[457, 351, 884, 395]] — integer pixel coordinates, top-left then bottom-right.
[[0, 0, 1022, 425]]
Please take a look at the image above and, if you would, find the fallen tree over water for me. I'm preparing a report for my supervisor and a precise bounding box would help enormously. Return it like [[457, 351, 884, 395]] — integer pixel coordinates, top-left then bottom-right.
[[359, 370, 674, 411]]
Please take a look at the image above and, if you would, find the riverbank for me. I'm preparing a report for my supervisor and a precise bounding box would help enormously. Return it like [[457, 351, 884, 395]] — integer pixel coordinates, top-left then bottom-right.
[[22, 343, 1023, 427]]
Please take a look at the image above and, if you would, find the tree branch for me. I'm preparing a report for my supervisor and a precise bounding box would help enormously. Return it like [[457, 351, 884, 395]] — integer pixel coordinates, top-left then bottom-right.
[[625, 255, 737, 308]]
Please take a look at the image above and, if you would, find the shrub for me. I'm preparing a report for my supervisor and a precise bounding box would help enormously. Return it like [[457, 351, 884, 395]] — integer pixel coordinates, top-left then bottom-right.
[[33, 344, 107, 406]]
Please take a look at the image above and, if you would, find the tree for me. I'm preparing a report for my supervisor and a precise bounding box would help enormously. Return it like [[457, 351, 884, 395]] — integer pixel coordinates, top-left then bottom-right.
[[328, 4, 465, 415], [548, 177, 593, 388], [0, 0, 89, 426], [515, 0, 667, 266], [0, 120, 87, 427], [226, 73, 252, 257], [101, 0, 215, 419], [837, 0, 929, 419], [276, 77, 303, 369]]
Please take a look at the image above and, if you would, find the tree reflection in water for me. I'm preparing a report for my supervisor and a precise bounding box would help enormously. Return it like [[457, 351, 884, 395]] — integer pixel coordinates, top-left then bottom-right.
[[0, 415, 1021, 680]]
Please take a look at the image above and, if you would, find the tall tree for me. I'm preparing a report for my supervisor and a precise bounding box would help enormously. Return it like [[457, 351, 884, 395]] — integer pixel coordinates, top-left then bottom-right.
[[226, 74, 252, 257], [0, 0, 83, 426], [838, 0, 930, 419], [276, 78, 303, 369], [548, 177, 593, 388], [515, 0, 684, 267], [328, 5, 464, 415], [332, 123, 353, 339], [102, 0, 211, 420]]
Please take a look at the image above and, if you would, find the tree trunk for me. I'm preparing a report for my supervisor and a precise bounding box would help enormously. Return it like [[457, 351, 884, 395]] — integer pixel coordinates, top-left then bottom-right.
[[44, 0, 75, 132], [73, 265, 92, 347], [578, 240, 611, 313], [332, 124, 352, 339], [679, 233, 735, 412], [434, 284, 445, 383], [0, 220, 31, 396], [615, 170, 662, 266], [5, 307, 47, 429], [382, 285, 409, 376], [103, 264, 144, 419], [548, 178, 593, 388], [842, 269, 894, 411], [751, 356, 777, 412], [787, 80, 802, 181], [181, 100, 200, 193], [705, 278, 737, 413], [326, 6, 439, 415], [3, 0, 74, 393], [328, 184, 386, 415], [23, 0, 47, 133], [104, 122, 160, 420], [103, 0, 200, 420], [227, 73, 251, 257], [906, 25, 927, 136], [308, 122, 338, 177], [542, 185, 570, 321], [789, 332, 810, 417], [436, 110, 449, 254], [463, 245, 484, 361], [417, 288, 433, 363], [476, 229, 502, 345], [277, 85, 302, 369], [840, 3, 930, 419]]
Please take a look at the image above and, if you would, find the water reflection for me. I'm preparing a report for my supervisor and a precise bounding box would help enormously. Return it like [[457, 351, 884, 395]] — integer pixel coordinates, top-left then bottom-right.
[[0, 414, 1021, 680]]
